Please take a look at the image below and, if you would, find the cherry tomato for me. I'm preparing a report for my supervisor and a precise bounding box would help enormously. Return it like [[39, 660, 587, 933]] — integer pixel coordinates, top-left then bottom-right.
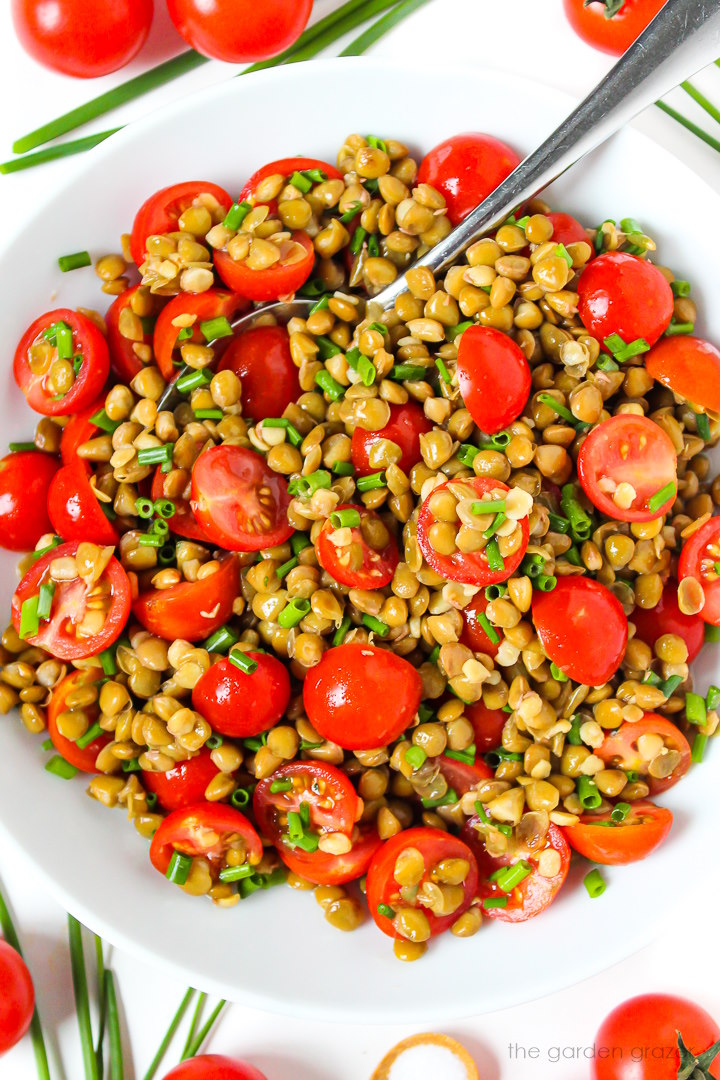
[[596, 714, 691, 794], [239, 157, 342, 208], [436, 754, 493, 797], [106, 285, 156, 383], [162, 1056, 268, 1080], [192, 652, 290, 738], [457, 326, 531, 435], [149, 804, 262, 879], [142, 751, 220, 813], [302, 643, 423, 751], [417, 477, 529, 588], [350, 402, 432, 477], [592, 993, 720, 1080], [577, 414, 677, 522], [47, 459, 119, 546], [166, 0, 312, 63], [12, 541, 131, 661], [190, 445, 293, 552], [278, 827, 383, 887], [151, 468, 213, 543], [253, 762, 359, 851], [11, 0, 152, 77], [60, 394, 107, 466], [130, 182, 233, 267], [214, 230, 315, 302], [547, 211, 590, 248], [0, 940, 34, 1054], [153, 289, 248, 383], [460, 593, 503, 658], [532, 577, 628, 685], [565, 801, 673, 865], [646, 335, 720, 415], [217, 325, 300, 422], [47, 669, 110, 773], [417, 133, 522, 225], [679, 516, 720, 626], [14, 309, 109, 417], [0, 451, 58, 552], [463, 820, 570, 922], [315, 505, 399, 590], [577, 251, 673, 351], [367, 827, 479, 938], [464, 700, 508, 753], [132, 554, 239, 643], [631, 578, 704, 664], [564, 0, 667, 56]]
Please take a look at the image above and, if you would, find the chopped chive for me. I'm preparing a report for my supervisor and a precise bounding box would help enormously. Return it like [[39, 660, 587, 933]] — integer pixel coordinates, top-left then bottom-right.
[[377, 903, 395, 919], [330, 508, 361, 529], [315, 336, 343, 361], [561, 483, 594, 542], [315, 370, 345, 400], [611, 802, 631, 823], [368, 234, 380, 258], [555, 243, 573, 267], [521, 553, 546, 578], [137, 444, 173, 467], [405, 745, 427, 770], [584, 869, 606, 898], [297, 277, 327, 298], [368, 321, 388, 335], [135, 497, 154, 518], [20, 596, 40, 639], [331, 460, 355, 476], [228, 649, 258, 675], [643, 670, 662, 687], [479, 430, 511, 452], [350, 226, 367, 254], [421, 788, 458, 809], [45, 755, 78, 779], [567, 716, 583, 746], [444, 746, 476, 765], [276, 556, 298, 579], [200, 316, 233, 342], [287, 470, 332, 497], [291, 532, 312, 556], [56, 322, 73, 360], [58, 250, 91, 272], [309, 295, 330, 314], [577, 775, 602, 809], [457, 444, 480, 467], [686, 691, 707, 725], [194, 409, 223, 421], [121, 759, 141, 773], [8, 441, 37, 452], [537, 392, 589, 431], [202, 625, 239, 655], [138, 534, 164, 547], [166, 851, 192, 885], [356, 471, 386, 492], [42, 738, 53, 751], [665, 320, 694, 336], [706, 685, 720, 712], [596, 355, 619, 372], [484, 748, 523, 766], [548, 511, 570, 534], [345, 347, 377, 387], [176, 368, 213, 393], [270, 779, 293, 794], [472, 499, 506, 515], [483, 512, 506, 539], [366, 135, 387, 151], [603, 334, 650, 363], [364, 178, 380, 194], [417, 704, 434, 724], [73, 355, 83, 375], [483, 896, 509, 910], [37, 582, 55, 620], [218, 864, 255, 882], [670, 278, 691, 298], [705, 624, 720, 642], [390, 364, 427, 381], [435, 357, 452, 385], [447, 320, 473, 341], [550, 662, 568, 682], [692, 732, 708, 763], [696, 413, 711, 441], [565, 544, 583, 567], [176, 327, 193, 342], [647, 482, 676, 514], [278, 598, 311, 629], [333, 615, 352, 646], [485, 538, 504, 573], [339, 202, 362, 223], [290, 170, 313, 193], [625, 770, 640, 783], [476, 611, 500, 645], [230, 788, 251, 809], [496, 860, 532, 892], [485, 583, 507, 600], [660, 674, 684, 698], [223, 201, 252, 230], [154, 498, 175, 520], [428, 645, 440, 665], [362, 614, 389, 637], [535, 573, 557, 592]]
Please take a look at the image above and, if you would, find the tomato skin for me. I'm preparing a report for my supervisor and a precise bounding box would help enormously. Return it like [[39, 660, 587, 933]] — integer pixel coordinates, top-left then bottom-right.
[[150, 803, 263, 876], [14, 309, 109, 417], [217, 325, 300, 422], [303, 643, 422, 751], [350, 402, 432, 477], [106, 286, 154, 383], [565, 801, 673, 865], [436, 754, 493, 796], [417, 133, 521, 225], [464, 700, 508, 753], [166, 0, 312, 63], [162, 1055, 268, 1080], [151, 468, 213, 543], [631, 578, 704, 663], [0, 940, 34, 1054], [142, 751, 220, 813], [153, 289, 249, 383], [279, 828, 383, 887], [47, 669, 110, 773], [315, 505, 399, 590], [192, 653, 291, 738], [47, 459, 119, 546], [532, 577, 628, 686], [564, 0, 667, 56], [457, 326, 531, 435], [130, 182, 233, 267], [547, 211, 590, 248], [578, 251, 673, 350], [679, 516, 720, 626], [460, 593, 503, 658], [214, 231, 315, 302], [596, 715, 691, 795], [132, 555, 239, 643], [60, 394, 107, 466], [646, 335, 720, 415], [254, 762, 359, 848], [240, 157, 342, 206], [0, 451, 58, 552]]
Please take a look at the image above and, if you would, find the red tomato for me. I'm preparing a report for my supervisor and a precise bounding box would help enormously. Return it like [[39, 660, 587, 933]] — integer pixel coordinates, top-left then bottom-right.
[[631, 579, 704, 663], [0, 940, 34, 1054], [460, 593, 503, 658], [592, 994, 720, 1080], [166, 0, 312, 63], [47, 669, 110, 773], [11, 0, 152, 77], [417, 133, 522, 225], [464, 700, 508, 753], [350, 402, 432, 477], [436, 754, 493, 796], [596, 715, 691, 795], [142, 751, 220, 813], [646, 335, 720, 415], [547, 211, 590, 248], [162, 1056, 268, 1080], [367, 827, 479, 938], [0, 451, 58, 552], [151, 468, 213, 543], [457, 326, 531, 435], [577, 414, 677, 522], [153, 290, 248, 383], [106, 286, 155, 383], [253, 762, 359, 850], [278, 828, 383, 887], [577, 251, 673, 351], [130, 182, 233, 267], [60, 394, 106, 466], [190, 445, 293, 552], [463, 820, 570, 922], [239, 157, 342, 206], [564, 0, 667, 56], [14, 309, 109, 417], [12, 541, 130, 661], [192, 652, 290, 738], [47, 459, 119, 546], [315, 505, 399, 590], [532, 577, 628, 685], [132, 554, 239, 642], [565, 801, 673, 865], [217, 325, 300, 422], [214, 231, 315, 302], [679, 517, 720, 626], [149, 804, 262, 878], [417, 477, 529, 588], [302, 643, 422, 751]]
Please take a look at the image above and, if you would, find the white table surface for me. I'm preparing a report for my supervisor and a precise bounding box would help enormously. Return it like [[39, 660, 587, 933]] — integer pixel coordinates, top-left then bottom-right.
[[2, 1, 720, 1077]]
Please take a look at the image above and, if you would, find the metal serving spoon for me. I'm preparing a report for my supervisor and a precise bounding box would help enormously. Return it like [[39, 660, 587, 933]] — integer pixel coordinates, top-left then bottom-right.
[[159, 0, 720, 412]]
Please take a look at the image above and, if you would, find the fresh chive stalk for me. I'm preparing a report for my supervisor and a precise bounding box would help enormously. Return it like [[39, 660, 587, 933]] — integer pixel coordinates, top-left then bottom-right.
[[141, 989, 195, 1080], [0, 883, 51, 1080], [68, 916, 100, 1080]]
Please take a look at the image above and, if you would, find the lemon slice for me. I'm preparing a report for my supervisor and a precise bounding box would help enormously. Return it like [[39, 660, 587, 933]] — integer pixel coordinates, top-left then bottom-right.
[[371, 1033, 479, 1080]]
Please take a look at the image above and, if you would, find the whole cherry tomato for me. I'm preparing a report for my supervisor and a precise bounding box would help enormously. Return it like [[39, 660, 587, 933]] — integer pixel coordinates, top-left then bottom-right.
[[131, 182, 233, 267], [565, 801, 673, 864], [217, 325, 300, 422], [132, 554, 239, 642], [577, 251, 673, 351], [14, 309, 109, 417], [350, 402, 432, 477], [679, 517, 720, 626], [646, 335, 720, 416], [47, 458, 119, 546], [564, 0, 667, 56], [457, 326, 531, 435], [315, 505, 399, 590], [192, 652, 291, 738], [162, 1055, 268, 1080], [0, 451, 58, 552], [0, 940, 34, 1054], [532, 576, 628, 685], [417, 133, 522, 224], [166, 0, 313, 63], [142, 751, 220, 812], [631, 579, 704, 664]]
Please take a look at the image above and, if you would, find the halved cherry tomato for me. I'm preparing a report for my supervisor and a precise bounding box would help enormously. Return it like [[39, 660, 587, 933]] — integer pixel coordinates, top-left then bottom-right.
[[460, 593, 503, 658], [106, 285, 156, 383], [14, 309, 109, 417], [315, 504, 399, 590], [254, 762, 359, 850], [217, 325, 300, 421], [130, 181, 232, 267], [151, 468, 213, 543], [142, 750, 220, 813], [631, 578, 704, 663], [646, 335, 720, 415], [464, 700, 508, 753], [0, 940, 34, 1055], [12, 541, 130, 661], [303, 643, 423, 751], [0, 451, 58, 552], [239, 156, 342, 209], [60, 393, 107, 466], [153, 289, 249, 383], [436, 754, 493, 797], [350, 402, 432, 477], [463, 819, 570, 922], [564, 800, 673, 865], [367, 827, 479, 938], [577, 414, 677, 522], [190, 445, 293, 552], [47, 458, 119, 546], [149, 803, 262, 877], [47, 669, 110, 773], [417, 133, 521, 225], [532, 576, 628, 685], [192, 652, 290, 738], [679, 516, 720, 626], [577, 251, 673, 350], [596, 714, 691, 794], [279, 827, 382, 887], [457, 326, 531, 435], [132, 554, 239, 642], [163, 1055, 267, 1080], [547, 211, 591, 248], [563, 0, 667, 56], [417, 477, 529, 588], [214, 230, 315, 302]]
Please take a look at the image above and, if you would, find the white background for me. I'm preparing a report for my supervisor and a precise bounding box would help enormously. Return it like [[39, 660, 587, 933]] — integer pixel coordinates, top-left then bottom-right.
[[1, 1, 720, 1077]]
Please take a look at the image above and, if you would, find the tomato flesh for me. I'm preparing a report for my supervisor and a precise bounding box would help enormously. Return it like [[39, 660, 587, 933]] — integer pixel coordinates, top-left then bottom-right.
[[47, 669, 110, 773], [565, 801, 673, 865], [532, 576, 628, 685], [214, 230, 315, 302], [130, 181, 232, 266], [278, 827, 383, 887], [577, 251, 673, 351], [457, 326, 531, 435], [132, 554, 239, 642], [253, 762, 359, 850], [417, 133, 521, 225], [60, 394, 106, 466], [14, 309, 109, 417], [631, 578, 704, 663], [217, 325, 300, 422], [106, 285, 155, 383], [350, 402, 432, 477], [192, 652, 291, 738], [149, 803, 262, 877], [0, 940, 34, 1054], [646, 335, 720, 415], [153, 289, 249, 383], [596, 714, 691, 795], [315, 505, 398, 590], [679, 516, 720, 627], [151, 468, 214, 543], [142, 750, 220, 812], [0, 451, 58, 552], [47, 458, 119, 546]]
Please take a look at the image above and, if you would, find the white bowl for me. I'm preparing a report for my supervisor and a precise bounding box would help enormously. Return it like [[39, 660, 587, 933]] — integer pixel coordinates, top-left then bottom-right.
[[0, 57, 718, 1024]]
